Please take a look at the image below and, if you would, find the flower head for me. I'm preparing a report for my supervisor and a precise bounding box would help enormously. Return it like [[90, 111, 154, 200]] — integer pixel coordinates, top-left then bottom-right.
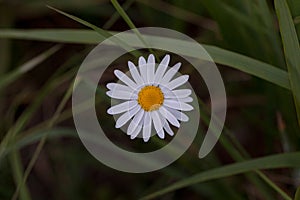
[[106, 54, 193, 142]]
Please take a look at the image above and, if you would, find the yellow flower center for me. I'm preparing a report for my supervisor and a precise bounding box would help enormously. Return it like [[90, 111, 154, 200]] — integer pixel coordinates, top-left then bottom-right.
[[138, 86, 164, 112]]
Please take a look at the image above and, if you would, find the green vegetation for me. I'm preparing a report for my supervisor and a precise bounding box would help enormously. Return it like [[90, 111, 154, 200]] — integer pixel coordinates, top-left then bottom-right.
[[0, 0, 299, 199]]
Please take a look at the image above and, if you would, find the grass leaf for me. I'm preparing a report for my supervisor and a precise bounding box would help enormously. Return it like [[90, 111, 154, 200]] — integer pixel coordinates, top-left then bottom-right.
[[0, 45, 61, 91], [110, 0, 155, 56], [204, 45, 290, 90], [46, 5, 109, 39], [1, 129, 76, 160], [0, 29, 290, 90], [9, 151, 31, 200], [142, 152, 300, 200], [103, 0, 135, 29], [275, 0, 300, 126], [11, 82, 74, 200], [295, 186, 300, 200], [47, 5, 138, 56]]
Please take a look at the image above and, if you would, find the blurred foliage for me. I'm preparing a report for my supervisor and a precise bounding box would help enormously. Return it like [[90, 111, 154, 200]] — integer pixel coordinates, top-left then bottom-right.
[[0, 0, 300, 200]]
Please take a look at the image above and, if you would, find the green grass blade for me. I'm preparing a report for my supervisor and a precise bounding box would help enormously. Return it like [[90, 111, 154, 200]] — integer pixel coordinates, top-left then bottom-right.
[[46, 5, 138, 56], [0, 7, 13, 75], [204, 45, 290, 90], [256, 0, 287, 68], [46, 5, 109, 39], [1, 128, 76, 161], [110, 0, 136, 31], [0, 29, 102, 44], [0, 65, 74, 163], [0, 45, 61, 91], [0, 29, 291, 90], [220, 2, 269, 35], [199, 98, 290, 200], [142, 152, 300, 200], [295, 186, 300, 200], [287, 0, 300, 17], [136, 0, 217, 31], [103, 0, 135, 29], [256, 171, 292, 200], [9, 150, 31, 200], [295, 16, 300, 25], [110, 0, 154, 56], [275, 0, 300, 126], [11, 81, 74, 200], [257, 0, 275, 29]]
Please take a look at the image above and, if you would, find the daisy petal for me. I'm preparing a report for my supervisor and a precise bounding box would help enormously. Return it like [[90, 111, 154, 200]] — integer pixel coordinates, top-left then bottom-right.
[[165, 75, 189, 90], [160, 62, 181, 85], [161, 87, 177, 99], [138, 56, 147, 83], [115, 105, 140, 128], [107, 100, 137, 115], [106, 83, 132, 92], [151, 111, 164, 139], [142, 112, 152, 142], [180, 97, 193, 103], [164, 100, 194, 111], [154, 54, 170, 84], [106, 90, 137, 100], [173, 89, 192, 98], [147, 54, 155, 84], [130, 124, 142, 140], [159, 106, 180, 128], [127, 109, 144, 135], [165, 89, 192, 99], [139, 56, 146, 66], [162, 118, 174, 136], [128, 61, 144, 85], [114, 70, 137, 90], [168, 108, 189, 122], [158, 114, 174, 136]]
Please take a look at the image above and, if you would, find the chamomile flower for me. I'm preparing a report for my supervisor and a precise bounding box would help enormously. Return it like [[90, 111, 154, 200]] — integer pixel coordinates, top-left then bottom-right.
[[106, 54, 194, 142]]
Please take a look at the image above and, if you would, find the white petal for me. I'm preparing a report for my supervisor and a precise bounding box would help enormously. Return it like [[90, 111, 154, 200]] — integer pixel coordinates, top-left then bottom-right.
[[131, 112, 145, 140], [158, 114, 174, 136], [130, 124, 142, 139], [162, 118, 174, 136], [151, 111, 164, 139], [164, 89, 192, 99], [147, 54, 155, 84], [160, 62, 181, 85], [165, 75, 189, 90], [114, 70, 137, 90], [173, 89, 192, 98], [161, 87, 178, 99], [106, 83, 133, 92], [159, 106, 180, 128], [139, 56, 146, 66], [154, 54, 170, 84], [168, 108, 189, 122], [164, 100, 194, 111], [115, 105, 140, 128], [107, 100, 137, 115], [127, 109, 144, 135], [138, 56, 147, 83], [142, 112, 152, 142], [106, 90, 137, 100], [128, 61, 144, 85], [180, 97, 193, 103]]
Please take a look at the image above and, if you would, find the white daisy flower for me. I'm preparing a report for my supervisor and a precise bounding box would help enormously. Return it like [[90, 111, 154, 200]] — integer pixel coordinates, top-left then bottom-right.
[[106, 54, 194, 142]]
